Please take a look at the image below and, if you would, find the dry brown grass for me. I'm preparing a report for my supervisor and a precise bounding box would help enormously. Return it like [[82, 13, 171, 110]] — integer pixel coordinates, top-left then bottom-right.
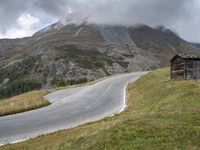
[[0, 90, 50, 117]]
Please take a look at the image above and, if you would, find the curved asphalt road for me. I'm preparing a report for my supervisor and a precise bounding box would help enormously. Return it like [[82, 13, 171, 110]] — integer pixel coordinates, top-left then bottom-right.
[[0, 72, 147, 145]]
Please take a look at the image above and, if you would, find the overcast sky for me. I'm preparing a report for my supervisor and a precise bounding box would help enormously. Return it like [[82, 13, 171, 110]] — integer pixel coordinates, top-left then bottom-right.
[[0, 0, 200, 42]]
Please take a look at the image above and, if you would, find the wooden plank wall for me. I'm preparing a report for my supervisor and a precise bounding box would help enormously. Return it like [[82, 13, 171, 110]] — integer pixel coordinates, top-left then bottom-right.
[[185, 60, 200, 79], [171, 56, 200, 80], [171, 57, 185, 79]]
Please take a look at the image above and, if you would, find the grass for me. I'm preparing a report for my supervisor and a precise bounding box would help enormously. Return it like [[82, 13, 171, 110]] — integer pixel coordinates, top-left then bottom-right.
[[0, 90, 50, 117], [1, 68, 200, 150]]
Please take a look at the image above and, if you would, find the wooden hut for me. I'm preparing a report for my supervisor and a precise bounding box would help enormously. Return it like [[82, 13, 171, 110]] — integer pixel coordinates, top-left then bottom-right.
[[171, 54, 200, 80]]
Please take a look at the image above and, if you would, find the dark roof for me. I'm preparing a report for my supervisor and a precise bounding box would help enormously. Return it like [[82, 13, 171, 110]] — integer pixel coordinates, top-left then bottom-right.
[[171, 54, 200, 62], [177, 53, 200, 59]]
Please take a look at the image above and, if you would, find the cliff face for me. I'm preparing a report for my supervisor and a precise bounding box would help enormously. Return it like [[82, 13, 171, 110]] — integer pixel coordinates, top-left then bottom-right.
[[0, 22, 199, 98]]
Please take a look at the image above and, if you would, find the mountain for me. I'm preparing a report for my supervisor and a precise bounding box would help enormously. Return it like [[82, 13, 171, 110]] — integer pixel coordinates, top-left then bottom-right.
[[0, 20, 200, 98], [192, 43, 200, 48]]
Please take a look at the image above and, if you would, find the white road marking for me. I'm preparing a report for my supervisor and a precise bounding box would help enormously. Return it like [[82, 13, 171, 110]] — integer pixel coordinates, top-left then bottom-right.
[[0, 138, 29, 147], [10, 123, 25, 127], [85, 105, 90, 109], [47, 115, 61, 120], [71, 110, 79, 114]]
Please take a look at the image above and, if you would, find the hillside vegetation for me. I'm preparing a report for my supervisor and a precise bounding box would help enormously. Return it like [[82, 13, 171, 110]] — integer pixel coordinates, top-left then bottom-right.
[[1, 68, 200, 150]]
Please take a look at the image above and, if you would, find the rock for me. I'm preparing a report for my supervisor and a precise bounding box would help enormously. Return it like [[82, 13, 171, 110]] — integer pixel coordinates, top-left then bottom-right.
[[2, 78, 10, 85]]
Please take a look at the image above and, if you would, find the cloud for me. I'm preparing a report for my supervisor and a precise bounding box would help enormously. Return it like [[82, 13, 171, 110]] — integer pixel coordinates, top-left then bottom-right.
[[0, 0, 200, 42], [0, 13, 40, 38], [0, 0, 56, 38]]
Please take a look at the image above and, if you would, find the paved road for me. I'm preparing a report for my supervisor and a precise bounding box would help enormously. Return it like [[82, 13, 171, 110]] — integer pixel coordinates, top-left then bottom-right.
[[0, 72, 147, 145]]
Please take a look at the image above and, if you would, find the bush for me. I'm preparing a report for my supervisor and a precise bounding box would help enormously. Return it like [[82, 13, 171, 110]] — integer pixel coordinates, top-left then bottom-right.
[[0, 79, 42, 99], [51, 76, 87, 87], [67, 78, 87, 85], [51, 76, 68, 87]]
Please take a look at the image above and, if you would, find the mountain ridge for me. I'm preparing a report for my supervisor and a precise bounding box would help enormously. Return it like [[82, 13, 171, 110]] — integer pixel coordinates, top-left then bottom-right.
[[0, 21, 200, 98]]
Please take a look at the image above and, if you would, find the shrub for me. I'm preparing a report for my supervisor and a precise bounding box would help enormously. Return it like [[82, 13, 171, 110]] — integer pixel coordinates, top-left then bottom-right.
[[51, 76, 68, 87], [0, 79, 42, 100], [51, 76, 87, 87]]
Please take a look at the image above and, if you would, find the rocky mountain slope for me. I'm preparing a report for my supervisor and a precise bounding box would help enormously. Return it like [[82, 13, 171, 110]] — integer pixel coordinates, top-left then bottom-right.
[[0, 20, 200, 98]]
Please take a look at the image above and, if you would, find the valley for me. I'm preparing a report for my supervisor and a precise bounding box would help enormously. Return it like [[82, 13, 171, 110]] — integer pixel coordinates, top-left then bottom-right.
[[1, 23, 200, 99]]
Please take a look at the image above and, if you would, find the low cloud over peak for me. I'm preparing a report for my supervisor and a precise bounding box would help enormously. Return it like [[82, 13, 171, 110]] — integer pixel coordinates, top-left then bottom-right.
[[0, 0, 200, 42]]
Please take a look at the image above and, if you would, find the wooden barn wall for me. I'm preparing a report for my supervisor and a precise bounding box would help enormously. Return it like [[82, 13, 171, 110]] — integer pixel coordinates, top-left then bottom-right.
[[185, 60, 200, 79], [171, 57, 185, 79]]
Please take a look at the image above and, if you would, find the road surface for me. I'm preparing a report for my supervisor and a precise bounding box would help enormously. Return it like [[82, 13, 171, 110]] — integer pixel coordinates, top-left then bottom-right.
[[0, 72, 147, 145]]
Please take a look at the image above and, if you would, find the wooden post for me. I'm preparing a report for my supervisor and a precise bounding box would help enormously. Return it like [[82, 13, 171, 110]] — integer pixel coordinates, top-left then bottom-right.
[[170, 62, 172, 79], [184, 60, 186, 79]]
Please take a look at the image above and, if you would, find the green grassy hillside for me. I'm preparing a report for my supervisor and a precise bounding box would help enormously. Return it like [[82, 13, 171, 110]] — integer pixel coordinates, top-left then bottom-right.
[[1, 68, 200, 150]]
